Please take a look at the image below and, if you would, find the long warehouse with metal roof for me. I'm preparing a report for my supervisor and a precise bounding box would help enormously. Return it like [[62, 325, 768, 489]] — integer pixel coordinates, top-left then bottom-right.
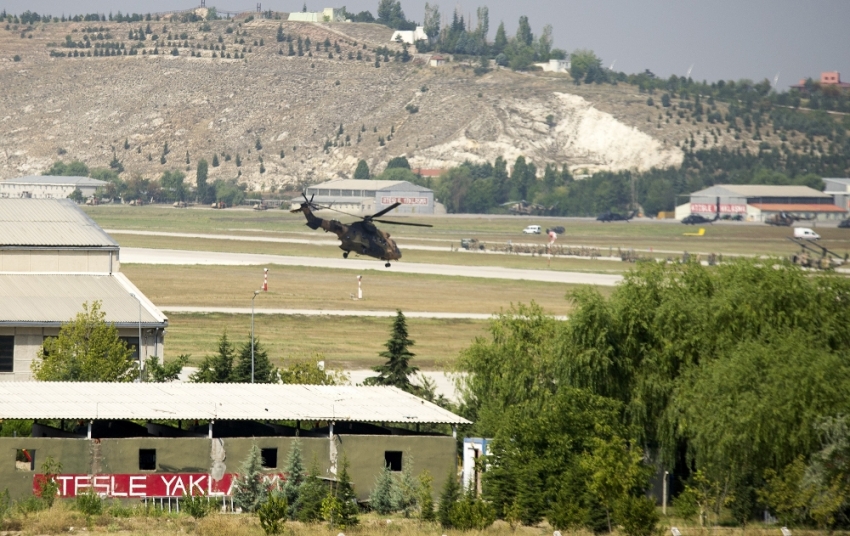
[[0, 383, 469, 501]]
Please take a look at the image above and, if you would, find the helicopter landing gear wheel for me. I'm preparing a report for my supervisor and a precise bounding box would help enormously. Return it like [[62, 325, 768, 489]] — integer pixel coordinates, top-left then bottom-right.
[[385, 262, 391, 268], [343, 251, 349, 258]]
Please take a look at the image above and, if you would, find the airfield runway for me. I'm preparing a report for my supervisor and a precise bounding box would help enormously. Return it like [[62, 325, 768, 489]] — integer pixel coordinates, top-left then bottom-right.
[[122, 247, 623, 286]]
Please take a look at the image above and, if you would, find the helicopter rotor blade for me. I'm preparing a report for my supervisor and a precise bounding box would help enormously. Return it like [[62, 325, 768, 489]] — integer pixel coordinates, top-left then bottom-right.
[[372, 219, 434, 228], [369, 202, 402, 220]]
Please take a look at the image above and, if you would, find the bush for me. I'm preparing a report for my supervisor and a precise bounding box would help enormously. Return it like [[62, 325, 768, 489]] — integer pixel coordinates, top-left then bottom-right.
[[449, 492, 496, 530], [183, 492, 219, 519], [258, 493, 287, 534], [616, 496, 659, 536], [13, 54, 21, 61], [75, 488, 103, 516]]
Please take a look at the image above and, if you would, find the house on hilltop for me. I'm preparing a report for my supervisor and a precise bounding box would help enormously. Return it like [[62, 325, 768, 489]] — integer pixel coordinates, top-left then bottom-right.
[[288, 7, 346, 22], [790, 71, 850, 91], [390, 26, 428, 45]]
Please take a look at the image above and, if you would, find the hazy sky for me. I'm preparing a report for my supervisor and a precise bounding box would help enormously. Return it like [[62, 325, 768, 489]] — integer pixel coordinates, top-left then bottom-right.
[[3, 0, 848, 87]]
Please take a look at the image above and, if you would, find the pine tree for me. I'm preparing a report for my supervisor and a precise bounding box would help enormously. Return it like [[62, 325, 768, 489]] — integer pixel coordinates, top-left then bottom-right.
[[353, 159, 370, 180], [493, 21, 507, 54], [212, 153, 219, 167], [232, 336, 276, 383], [418, 470, 436, 522], [296, 459, 326, 522], [437, 469, 460, 528], [370, 464, 396, 515], [189, 330, 235, 383], [282, 439, 305, 519], [392, 455, 419, 517], [334, 457, 359, 527], [233, 444, 268, 513], [364, 310, 418, 391]]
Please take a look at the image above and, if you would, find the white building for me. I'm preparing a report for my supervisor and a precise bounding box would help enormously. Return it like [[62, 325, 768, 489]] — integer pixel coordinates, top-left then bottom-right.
[[675, 184, 846, 222], [0, 176, 107, 200], [823, 178, 850, 212], [0, 199, 166, 381], [288, 7, 345, 22], [390, 26, 428, 45], [303, 179, 435, 215], [534, 58, 571, 73]]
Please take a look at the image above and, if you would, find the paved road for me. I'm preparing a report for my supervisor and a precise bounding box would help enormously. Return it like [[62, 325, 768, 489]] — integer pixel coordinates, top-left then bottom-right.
[[122, 247, 623, 286]]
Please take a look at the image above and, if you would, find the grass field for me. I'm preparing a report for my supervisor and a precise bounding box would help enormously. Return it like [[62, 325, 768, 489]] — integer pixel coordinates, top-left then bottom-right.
[[120, 264, 584, 314], [122, 263, 581, 368], [164, 312, 488, 369], [86, 205, 850, 259]]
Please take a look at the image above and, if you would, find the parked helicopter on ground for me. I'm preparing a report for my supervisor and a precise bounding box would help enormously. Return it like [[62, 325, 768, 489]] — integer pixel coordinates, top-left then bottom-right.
[[596, 210, 636, 222], [765, 212, 815, 226], [682, 198, 721, 225], [290, 194, 432, 267], [501, 200, 556, 216]]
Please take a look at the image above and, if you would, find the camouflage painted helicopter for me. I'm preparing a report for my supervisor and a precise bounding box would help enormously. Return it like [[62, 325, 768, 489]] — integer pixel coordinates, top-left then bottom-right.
[[501, 200, 556, 216], [291, 194, 433, 267]]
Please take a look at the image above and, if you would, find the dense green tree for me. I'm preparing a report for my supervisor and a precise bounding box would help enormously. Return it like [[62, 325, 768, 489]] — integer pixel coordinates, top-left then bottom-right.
[[370, 464, 396, 515], [295, 459, 327, 523], [160, 170, 186, 202], [144, 354, 188, 382], [189, 331, 235, 383], [44, 160, 90, 177], [232, 336, 277, 383], [386, 155, 411, 169], [364, 310, 418, 391], [437, 469, 460, 528], [492, 22, 507, 54], [196, 159, 208, 201], [33, 301, 137, 382], [515, 16, 533, 46], [353, 159, 370, 179], [233, 444, 268, 513], [281, 439, 305, 519], [333, 457, 359, 527], [278, 360, 348, 385]]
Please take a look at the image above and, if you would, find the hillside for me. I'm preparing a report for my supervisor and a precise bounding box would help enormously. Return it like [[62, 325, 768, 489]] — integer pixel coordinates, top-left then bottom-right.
[[0, 13, 810, 188]]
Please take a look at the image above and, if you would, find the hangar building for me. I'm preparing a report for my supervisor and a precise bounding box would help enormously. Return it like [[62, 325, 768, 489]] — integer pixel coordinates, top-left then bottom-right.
[[0, 199, 166, 380], [676, 184, 846, 222], [303, 179, 435, 215], [0, 176, 107, 200], [823, 178, 850, 212], [0, 382, 469, 501]]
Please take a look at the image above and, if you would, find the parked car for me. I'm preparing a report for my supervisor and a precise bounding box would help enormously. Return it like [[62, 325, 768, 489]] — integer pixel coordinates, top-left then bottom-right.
[[522, 225, 542, 234]]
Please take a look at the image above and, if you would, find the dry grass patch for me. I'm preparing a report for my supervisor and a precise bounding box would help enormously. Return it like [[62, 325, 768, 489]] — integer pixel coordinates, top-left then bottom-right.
[[165, 313, 488, 369]]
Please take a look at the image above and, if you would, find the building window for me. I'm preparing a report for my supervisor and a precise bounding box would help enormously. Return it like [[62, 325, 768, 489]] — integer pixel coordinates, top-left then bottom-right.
[[15, 449, 35, 471], [0, 336, 13, 373], [384, 451, 403, 472], [139, 449, 156, 470], [120, 337, 140, 360], [261, 448, 278, 469]]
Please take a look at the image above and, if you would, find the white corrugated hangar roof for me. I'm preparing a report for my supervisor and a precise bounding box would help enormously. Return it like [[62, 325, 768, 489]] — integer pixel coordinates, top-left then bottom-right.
[[306, 179, 432, 192], [0, 273, 166, 328], [0, 198, 118, 249], [0, 383, 471, 424]]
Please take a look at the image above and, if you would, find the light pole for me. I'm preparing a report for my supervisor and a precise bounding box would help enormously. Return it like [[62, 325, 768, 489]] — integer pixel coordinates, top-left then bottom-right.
[[129, 293, 142, 382], [251, 290, 261, 383]]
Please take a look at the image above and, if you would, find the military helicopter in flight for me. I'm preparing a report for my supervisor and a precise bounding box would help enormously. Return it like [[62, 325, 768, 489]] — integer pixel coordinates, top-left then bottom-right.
[[290, 194, 433, 267]]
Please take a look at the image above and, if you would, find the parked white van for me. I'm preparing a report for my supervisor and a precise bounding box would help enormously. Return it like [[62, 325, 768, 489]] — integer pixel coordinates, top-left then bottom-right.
[[523, 225, 542, 234], [794, 227, 820, 240]]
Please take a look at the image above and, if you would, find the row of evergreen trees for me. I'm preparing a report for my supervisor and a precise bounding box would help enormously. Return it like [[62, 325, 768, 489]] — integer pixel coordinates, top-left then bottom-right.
[[233, 439, 498, 532]]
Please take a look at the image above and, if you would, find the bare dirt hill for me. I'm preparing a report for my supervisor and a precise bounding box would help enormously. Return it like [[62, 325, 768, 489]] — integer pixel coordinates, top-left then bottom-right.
[[0, 15, 757, 188]]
